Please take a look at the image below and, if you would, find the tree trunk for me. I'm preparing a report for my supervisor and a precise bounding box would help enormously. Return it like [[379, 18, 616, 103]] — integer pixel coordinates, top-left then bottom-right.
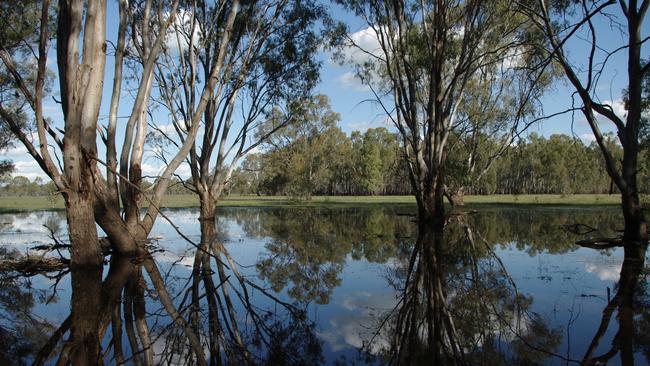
[[65, 191, 103, 366], [621, 190, 646, 243], [445, 187, 465, 207], [417, 173, 447, 230], [620, 148, 647, 242], [197, 193, 250, 361], [199, 196, 218, 251], [617, 241, 647, 364]]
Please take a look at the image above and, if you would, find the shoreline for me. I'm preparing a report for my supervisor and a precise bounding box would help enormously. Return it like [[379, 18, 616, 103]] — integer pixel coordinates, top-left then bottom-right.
[[0, 194, 643, 213]]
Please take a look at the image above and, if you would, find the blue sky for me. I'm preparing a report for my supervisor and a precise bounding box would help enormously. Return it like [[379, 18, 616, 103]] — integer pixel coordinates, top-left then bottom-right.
[[3, 1, 648, 181]]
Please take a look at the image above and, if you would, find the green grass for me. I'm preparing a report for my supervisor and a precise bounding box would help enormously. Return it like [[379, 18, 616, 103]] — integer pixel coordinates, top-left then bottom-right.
[[462, 194, 637, 205], [1, 193, 646, 213], [163, 194, 417, 208], [0, 196, 65, 212]]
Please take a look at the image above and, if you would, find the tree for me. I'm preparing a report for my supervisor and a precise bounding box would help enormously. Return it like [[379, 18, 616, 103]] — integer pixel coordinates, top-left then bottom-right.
[[0, 124, 14, 179], [1, 1, 109, 361], [0, 0, 49, 180], [149, 1, 325, 360], [0, 0, 244, 363], [334, 0, 551, 227], [258, 95, 342, 198], [520, 0, 649, 242], [359, 128, 399, 194]]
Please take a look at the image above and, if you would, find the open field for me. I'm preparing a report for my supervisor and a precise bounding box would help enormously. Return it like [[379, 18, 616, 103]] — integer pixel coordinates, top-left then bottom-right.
[[0, 194, 647, 213]]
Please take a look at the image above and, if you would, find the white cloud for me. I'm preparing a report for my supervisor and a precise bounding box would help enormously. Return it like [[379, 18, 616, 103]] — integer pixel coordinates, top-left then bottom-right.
[[152, 249, 195, 267], [347, 115, 394, 132], [338, 71, 371, 92], [579, 132, 596, 144], [338, 26, 382, 65], [141, 162, 164, 178], [585, 261, 621, 281], [501, 47, 524, 70], [155, 123, 180, 136], [247, 146, 261, 155], [174, 162, 192, 179], [1, 145, 28, 156], [165, 10, 202, 53], [11, 160, 49, 181], [599, 99, 627, 120], [42, 103, 63, 118], [316, 290, 395, 354], [575, 98, 627, 128]]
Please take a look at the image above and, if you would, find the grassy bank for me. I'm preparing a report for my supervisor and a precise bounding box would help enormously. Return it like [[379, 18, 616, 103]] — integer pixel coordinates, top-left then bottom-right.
[[0, 194, 645, 213]]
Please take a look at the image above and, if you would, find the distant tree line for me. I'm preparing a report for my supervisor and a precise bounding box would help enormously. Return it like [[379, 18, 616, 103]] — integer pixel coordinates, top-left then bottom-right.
[[0, 176, 191, 196], [3, 130, 648, 198], [229, 128, 650, 197], [0, 176, 55, 196]]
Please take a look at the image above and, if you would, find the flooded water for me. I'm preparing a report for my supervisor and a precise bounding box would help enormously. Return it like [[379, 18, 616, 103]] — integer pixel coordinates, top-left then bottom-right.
[[0, 206, 647, 365]]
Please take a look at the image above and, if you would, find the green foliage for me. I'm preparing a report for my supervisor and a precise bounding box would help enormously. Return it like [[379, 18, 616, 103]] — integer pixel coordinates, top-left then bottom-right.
[[493, 133, 622, 195], [228, 207, 414, 304], [240, 123, 412, 197], [232, 125, 645, 196], [0, 0, 56, 179], [231, 95, 410, 197], [0, 176, 51, 196]]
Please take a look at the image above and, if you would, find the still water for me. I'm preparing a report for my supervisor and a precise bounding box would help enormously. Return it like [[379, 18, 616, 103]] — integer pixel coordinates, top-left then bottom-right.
[[0, 206, 647, 365]]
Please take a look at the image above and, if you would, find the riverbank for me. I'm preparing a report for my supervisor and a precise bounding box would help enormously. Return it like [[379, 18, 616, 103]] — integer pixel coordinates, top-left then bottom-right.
[[0, 194, 645, 213]]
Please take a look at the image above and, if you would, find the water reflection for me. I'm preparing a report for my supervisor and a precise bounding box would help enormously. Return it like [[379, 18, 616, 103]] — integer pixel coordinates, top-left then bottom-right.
[[0, 207, 646, 364], [27, 250, 322, 365], [580, 242, 649, 365], [249, 208, 413, 304], [365, 218, 563, 365], [0, 248, 56, 365]]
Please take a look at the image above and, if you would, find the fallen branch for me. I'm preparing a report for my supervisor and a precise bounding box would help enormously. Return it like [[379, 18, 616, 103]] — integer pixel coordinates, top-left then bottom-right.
[[0, 255, 69, 274]]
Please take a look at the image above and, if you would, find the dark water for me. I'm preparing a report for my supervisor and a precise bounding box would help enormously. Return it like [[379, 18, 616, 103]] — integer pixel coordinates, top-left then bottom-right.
[[0, 206, 647, 365]]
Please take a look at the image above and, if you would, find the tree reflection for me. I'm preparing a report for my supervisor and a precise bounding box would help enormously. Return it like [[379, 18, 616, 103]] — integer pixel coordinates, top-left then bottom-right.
[[368, 218, 563, 365], [580, 241, 649, 365], [0, 248, 55, 365], [0, 206, 645, 364], [170, 227, 324, 366], [29, 243, 323, 365], [247, 208, 414, 304]]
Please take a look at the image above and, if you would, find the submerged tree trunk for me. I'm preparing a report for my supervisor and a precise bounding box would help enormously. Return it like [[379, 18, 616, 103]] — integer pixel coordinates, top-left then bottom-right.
[[415, 177, 447, 230], [621, 180, 647, 243], [446, 187, 465, 207], [65, 192, 103, 365]]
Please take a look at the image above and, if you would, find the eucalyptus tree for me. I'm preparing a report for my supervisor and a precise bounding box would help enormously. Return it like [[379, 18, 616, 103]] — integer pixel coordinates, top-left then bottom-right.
[[0, 0, 47, 178], [445, 61, 552, 205], [154, 0, 323, 215], [260, 95, 344, 198], [334, 0, 551, 226], [150, 0, 324, 360], [0, 0, 244, 363], [517, 0, 649, 243], [0, 0, 109, 362]]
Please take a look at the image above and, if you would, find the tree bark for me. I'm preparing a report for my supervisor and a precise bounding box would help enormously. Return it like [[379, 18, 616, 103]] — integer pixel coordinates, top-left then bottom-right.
[[63, 159, 104, 366], [66, 193, 103, 365]]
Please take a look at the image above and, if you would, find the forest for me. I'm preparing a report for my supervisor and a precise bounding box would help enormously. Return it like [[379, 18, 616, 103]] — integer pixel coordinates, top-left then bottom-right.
[[6, 128, 649, 198], [229, 125, 650, 198]]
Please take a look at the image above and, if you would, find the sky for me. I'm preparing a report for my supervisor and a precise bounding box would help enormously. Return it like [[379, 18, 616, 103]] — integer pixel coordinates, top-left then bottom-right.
[[2, 1, 649, 181]]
